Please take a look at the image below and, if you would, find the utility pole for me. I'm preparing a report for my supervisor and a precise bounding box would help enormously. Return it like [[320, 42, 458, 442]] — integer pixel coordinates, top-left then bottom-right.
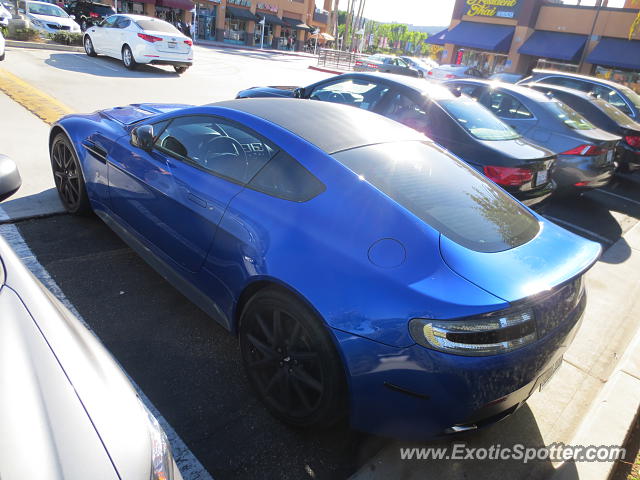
[[577, 0, 603, 73]]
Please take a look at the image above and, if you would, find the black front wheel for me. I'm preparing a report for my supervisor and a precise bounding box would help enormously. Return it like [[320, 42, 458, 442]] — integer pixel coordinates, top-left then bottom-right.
[[239, 288, 348, 428], [50, 134, 91, 215]]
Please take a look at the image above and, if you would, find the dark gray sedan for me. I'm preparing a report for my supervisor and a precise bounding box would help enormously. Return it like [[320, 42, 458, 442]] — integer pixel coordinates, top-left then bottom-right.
[[0, 156, 182, 480], [445, 80, 620, 193], [353, 54, 420, 77]]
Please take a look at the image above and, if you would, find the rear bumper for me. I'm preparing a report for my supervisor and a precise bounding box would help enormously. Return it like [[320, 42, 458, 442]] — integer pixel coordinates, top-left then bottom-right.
[[618, 146, 640, 171], [148, 60, 192, 68], [334, 294, 585, 440], [553, 154, 615, 189], [512, 181, 555, 209]]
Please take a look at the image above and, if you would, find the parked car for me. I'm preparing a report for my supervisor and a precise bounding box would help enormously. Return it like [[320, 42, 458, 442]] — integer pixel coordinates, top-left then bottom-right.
[[83, 14, 193, 74], [519, 69, 640, 121], [489, 72, 525, 84], [237, 73, 556, 207], [18, 0, 80, 33], [400, 56, 439, 77], [354, 54, 420, 77], [0, 30, 5, 62], [49, 99, 601, 439], [0, 1, 10, 26], [65, 0, 114, 31], [446, 79, 620, 192], [527, 83, 640, 173], [0, 155, 183, 480], [429, 64, 486, 80]]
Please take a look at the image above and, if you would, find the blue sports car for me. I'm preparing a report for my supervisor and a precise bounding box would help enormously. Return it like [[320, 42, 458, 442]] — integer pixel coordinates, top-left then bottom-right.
[[49, 99, 601, 439]]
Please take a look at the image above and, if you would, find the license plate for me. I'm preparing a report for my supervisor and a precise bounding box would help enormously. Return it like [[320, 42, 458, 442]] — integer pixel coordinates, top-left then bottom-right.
[[539, 356, 563, 391], [168, 41, 177, 48], [536, 169, 548, 186], [606, 150, 614, 163]]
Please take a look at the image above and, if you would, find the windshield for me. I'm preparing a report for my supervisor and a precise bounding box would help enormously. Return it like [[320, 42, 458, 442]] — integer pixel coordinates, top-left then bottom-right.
[[598, 99, 639, 129], [544, 100, 594, 130], [619, 85, 640, 110], [135, 18, 181, 34], [332, 141, 539, 253], [439, 98, 521, 141], [28, 3, 68, 17]]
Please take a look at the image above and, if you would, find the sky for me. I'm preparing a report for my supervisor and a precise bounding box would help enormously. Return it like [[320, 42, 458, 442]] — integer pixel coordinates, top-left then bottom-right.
[[315, 0, 456, 27]]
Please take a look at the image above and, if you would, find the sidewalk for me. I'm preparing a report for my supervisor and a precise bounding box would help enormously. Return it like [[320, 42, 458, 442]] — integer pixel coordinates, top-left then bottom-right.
[[349, 222, 640, 480], [194, 38, 317, 59]]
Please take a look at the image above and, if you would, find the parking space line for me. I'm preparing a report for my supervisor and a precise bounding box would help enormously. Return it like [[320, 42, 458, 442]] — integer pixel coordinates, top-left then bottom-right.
[[542, 214, 614, 245], [0, 69, 74, 125], [592, 188, 640, 207], [0, 215, 214, 480]]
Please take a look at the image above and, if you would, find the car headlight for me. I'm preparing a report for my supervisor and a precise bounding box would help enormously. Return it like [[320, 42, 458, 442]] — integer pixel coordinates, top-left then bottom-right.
[[409, 308, 536, 356], [141, 401, 174, 480]]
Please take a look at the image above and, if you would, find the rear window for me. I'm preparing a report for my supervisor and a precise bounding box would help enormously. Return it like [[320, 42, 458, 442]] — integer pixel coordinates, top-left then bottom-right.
[[135, 19, 181, 34], [439, 98, 520, 141], [544, 101, 594, 130], [332, 141, 539, 253], [598, 100, 638, 129], [619, 85, 640, 110]]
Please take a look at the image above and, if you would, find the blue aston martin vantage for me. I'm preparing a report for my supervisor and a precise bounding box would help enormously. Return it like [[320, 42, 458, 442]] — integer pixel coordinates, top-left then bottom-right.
[[50, 98, 601, 439]]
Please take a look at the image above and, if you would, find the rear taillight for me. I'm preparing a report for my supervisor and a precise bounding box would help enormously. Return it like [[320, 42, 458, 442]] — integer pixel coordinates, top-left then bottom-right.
[[428, 71, 433, 75], [89, 11, 99, 17], [138, 33, 163, 43], [625, 136, 640, 148], [445, 74, 456, 79], [367, 63, 379, 69], [483, 165, 533, 186], [561, 144, 606, 156], [184, 39, 193, 46], [355, 61, 363, 66]]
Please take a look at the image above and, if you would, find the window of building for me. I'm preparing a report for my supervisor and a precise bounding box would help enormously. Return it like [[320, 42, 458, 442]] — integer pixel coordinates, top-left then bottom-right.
[[155, 116, 277, 184], [248, 151, 326, 202]]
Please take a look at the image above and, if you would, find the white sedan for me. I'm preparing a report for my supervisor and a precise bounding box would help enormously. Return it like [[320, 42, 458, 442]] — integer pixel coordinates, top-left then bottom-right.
[[0, 30, 5, 61], [20, 0, 81, 33], [84, 14, 193, 74]]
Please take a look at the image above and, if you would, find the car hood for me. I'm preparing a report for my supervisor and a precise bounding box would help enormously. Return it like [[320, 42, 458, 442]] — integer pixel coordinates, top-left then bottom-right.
[[101, 103, 192, 125], [237, 85, 298, 98], [0, 236, 154, 480], [479, 136, 555, 162], [29, 13, 77, 26], [439, 218, 601, 302]]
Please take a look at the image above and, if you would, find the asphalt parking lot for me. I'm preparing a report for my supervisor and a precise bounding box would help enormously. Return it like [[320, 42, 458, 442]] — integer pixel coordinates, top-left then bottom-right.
[[2, 43, 640, 480]]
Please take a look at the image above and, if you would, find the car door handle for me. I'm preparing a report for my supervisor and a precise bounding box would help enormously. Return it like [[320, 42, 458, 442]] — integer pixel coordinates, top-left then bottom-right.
[[187, 192, 206, 208]]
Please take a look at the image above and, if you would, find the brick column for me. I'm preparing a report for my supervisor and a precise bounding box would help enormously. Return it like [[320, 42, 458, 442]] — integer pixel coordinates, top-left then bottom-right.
[[215, 6, 225, 41], [246, 20, 255, 45], [271, 24, 281, 49]]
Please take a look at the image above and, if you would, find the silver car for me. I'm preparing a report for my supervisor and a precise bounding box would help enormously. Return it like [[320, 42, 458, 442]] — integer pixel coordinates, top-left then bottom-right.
[[0, 155, 182, 480]]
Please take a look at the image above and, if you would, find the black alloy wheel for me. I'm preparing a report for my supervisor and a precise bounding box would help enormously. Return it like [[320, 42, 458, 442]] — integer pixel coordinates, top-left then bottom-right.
[[50, 134, 91, 214], [239, 288, 347, 428]]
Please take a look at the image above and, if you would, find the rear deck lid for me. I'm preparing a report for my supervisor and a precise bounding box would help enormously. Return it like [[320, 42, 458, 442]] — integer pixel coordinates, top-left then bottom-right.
[[101, 103, 191, 125]]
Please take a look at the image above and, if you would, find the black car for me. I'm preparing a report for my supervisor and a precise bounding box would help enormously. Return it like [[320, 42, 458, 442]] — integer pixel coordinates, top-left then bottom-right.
[[65, 0, 114, 31], [353, 54, 420, 77], [519, 69, 640, 121], [527, 83, 640, 173], [445, 79, 620, 193], [237, 72, 556, 207]]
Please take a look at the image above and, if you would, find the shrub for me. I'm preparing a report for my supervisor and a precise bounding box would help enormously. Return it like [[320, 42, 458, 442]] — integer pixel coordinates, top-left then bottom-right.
[[7, 27, 40, 41], [49, 31, 83, 46]]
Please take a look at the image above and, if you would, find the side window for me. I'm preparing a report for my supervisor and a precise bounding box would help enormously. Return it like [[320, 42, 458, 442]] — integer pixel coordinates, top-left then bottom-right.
[[484, 92, 533, 119], [115, 16, 131, 28], [155, 116, 277, 184], [248, 151, 325, 202], [589, 85, 632, 115], [309, 79, 390, 110], [459, 84, 481, 98], [101, 15, 118, 27], [380, 92, 430, 135], [543, 77, 585, 90]]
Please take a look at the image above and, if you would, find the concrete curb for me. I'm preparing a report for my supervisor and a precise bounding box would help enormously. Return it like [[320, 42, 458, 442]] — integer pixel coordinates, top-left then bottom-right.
[[195, 40, 316, 59], [308, 65, 347, 75], [5, 40, 84, 53]]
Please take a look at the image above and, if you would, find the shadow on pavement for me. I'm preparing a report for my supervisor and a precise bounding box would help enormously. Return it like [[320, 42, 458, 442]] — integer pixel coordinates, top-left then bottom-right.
[[45, 53, 180, 78], [0, 188, 64, 221]]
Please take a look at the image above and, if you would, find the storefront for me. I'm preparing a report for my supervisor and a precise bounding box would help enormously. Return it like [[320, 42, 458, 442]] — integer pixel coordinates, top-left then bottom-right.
[[255, 11, 285, 48], [587, 37, 640, 93], [518, 30, 587, 73], [224, 5, 258, 45], [194, 0, 219, 40], [117, 0, 147, 15], [280, 15, 309, 51], [155, 0, 195, 30]]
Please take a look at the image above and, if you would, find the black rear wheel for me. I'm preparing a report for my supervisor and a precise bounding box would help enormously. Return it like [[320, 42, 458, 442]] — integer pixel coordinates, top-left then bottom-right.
[[174, 66, 189, 74], [84, 35, 96, 56], [50, 134, 91, 215], [239, 288, 348, 428]]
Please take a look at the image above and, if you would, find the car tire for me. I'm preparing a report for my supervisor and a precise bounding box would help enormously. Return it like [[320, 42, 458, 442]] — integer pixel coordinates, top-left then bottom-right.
[[122, 45, 137, 70], [239, 287, 348, 429], [50, 133, 92, 215], [84, 35, 96, 56], [174, 66, 188, 74]]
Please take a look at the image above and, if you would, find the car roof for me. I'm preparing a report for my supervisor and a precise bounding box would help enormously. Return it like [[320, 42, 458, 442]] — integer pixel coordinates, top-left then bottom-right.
[[450, 79, 553, 103], [209, 98, 426, 154], [526, 83, 597, 102], [531, 69, 623, 89], [337, 72, 456, 100], [435, 64, 467, 70]]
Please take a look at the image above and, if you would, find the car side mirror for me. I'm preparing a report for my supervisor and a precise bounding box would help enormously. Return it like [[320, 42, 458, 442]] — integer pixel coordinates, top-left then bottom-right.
[[293, 87, 306, 99], [0, 155, 22, 202], [131, 125, 154, 151]]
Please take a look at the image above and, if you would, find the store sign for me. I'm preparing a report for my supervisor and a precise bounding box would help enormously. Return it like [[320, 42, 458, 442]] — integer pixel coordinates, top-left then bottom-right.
[[464, 0, 522, 19], [257, 2, 277, 12], [228, 0, 251, 6]]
